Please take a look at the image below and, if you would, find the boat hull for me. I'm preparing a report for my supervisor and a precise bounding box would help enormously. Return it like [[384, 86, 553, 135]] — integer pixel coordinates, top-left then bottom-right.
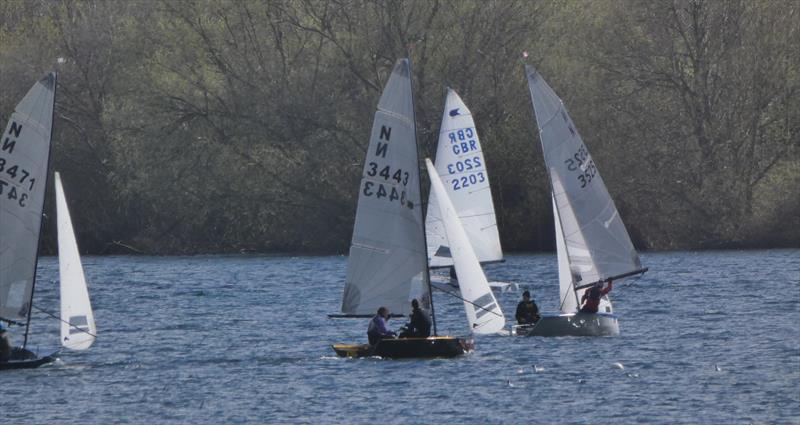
[[0, 347, 56, 370], [332, 336, 474, 359], [511, 312, 619, 337]]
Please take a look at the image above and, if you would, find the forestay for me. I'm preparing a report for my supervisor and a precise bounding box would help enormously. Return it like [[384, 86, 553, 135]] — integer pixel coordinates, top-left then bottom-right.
[[341, 59, 427, 316], [426, 89, 502, 268], [0, 73, 55, 323], [526, 65, 641, 307], [425, 159, 505, 334], [55, 172, 96, 350]]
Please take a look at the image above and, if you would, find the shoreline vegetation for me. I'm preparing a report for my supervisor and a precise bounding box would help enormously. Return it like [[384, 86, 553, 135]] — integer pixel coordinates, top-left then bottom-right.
[[1, 0, 797, 256]]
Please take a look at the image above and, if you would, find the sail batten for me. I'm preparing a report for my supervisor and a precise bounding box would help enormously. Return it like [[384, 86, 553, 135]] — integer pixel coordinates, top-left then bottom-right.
[[526, 65, 642, 313], [426, 89, 502, 268]]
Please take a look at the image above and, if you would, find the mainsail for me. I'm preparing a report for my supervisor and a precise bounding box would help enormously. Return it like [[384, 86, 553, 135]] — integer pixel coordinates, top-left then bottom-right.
[[0, 73, 55, 324], [341, 59, 427, 316], [526, 65, 642, 311], [55, 172, 96, 350], [426, 89, 502, 268], [425, 159, 505, 334]]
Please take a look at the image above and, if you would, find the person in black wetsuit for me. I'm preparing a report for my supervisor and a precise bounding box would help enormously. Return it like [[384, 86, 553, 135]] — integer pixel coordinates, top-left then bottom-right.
[[515, 290, 540, 325], [399, 299, 432, 338], [0, 325, 11, 362]]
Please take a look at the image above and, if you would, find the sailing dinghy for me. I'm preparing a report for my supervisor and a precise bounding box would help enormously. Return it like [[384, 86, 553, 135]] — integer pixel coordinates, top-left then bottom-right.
[[0, 73, 59, 369], [425, 89, 516, 292], [331, 59, 482, 359], [1, 75, 96, 370], [513, 65, 647, 337]]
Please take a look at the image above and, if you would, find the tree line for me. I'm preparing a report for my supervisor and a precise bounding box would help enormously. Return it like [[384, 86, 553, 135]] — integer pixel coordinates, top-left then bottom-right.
[[0, 0, 797, 255]]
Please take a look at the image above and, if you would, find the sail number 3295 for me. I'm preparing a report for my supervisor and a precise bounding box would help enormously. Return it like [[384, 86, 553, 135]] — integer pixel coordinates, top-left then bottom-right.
[[564, 145, 598, 189]]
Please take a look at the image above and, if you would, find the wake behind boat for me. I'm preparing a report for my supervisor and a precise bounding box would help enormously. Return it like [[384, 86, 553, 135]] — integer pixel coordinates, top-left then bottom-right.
[[514, 65, 647, 337]]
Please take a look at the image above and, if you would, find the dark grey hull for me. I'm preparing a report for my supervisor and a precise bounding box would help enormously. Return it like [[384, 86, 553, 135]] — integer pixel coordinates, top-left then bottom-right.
[[0, 347, 56, 370]]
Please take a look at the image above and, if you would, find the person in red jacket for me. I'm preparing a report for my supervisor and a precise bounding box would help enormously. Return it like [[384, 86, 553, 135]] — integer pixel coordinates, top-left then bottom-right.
[[579, 279, 613, 313]]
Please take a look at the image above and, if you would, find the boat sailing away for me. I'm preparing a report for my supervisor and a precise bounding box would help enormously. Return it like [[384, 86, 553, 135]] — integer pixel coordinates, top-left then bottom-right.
[[331, 59, 503, 358], [1, 73, 95, 370], [425, 89, 516, 292], [513, 65, 647, 337]]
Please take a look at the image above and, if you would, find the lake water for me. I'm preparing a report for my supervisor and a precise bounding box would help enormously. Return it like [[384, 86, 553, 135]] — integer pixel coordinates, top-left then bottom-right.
[[1, 250, 798, 424]]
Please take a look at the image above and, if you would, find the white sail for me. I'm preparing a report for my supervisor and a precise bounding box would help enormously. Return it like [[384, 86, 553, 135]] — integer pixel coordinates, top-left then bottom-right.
[[553, 194, 578, 313], [425, 159, 505, 334], [341, 59, 427, 316], [55, 172, 96, 350], [526, 65, 642, 292], [426, 89, 502, 268], [0, 73, 55, 323]]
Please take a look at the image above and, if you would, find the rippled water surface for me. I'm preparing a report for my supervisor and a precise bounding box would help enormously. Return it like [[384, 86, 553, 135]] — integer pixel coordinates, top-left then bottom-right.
[[1, 250, 798, 424]]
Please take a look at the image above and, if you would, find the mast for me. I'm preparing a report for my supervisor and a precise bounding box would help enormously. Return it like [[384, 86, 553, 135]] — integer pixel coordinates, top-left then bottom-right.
[[408, 59, 437, 336], [23, 72, 57, 349], [525, 64, 646, 306]]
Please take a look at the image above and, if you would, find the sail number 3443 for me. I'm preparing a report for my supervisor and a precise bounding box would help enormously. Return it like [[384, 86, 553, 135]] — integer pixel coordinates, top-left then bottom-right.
[[363, 162, 410, 204]]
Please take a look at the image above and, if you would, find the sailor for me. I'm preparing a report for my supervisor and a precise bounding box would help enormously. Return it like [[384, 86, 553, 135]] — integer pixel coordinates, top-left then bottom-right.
[[367, 306, 396, 345], [515, 290, 540, 325], [400, 299, 431, 338], [580, 279, 613, 313], [0, 325, 11, 362]]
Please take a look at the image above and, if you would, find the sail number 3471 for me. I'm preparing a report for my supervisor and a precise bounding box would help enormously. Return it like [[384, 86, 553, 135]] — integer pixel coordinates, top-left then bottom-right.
[[0, 157, 36, 207]]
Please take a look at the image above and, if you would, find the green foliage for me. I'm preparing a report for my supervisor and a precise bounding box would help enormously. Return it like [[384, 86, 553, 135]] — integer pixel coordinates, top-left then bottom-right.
[[0, 0, 796, 254]]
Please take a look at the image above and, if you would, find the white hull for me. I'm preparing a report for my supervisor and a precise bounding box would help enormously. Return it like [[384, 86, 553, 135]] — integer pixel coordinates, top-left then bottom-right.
[[511, 312, 619, 337]]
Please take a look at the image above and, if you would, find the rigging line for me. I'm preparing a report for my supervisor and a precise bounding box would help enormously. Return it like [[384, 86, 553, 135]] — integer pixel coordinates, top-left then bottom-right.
[[31, 305, 97, 339], [431, 285, 503, 318], [558, 280, 577, 312], [0, 316, 27, 326]]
